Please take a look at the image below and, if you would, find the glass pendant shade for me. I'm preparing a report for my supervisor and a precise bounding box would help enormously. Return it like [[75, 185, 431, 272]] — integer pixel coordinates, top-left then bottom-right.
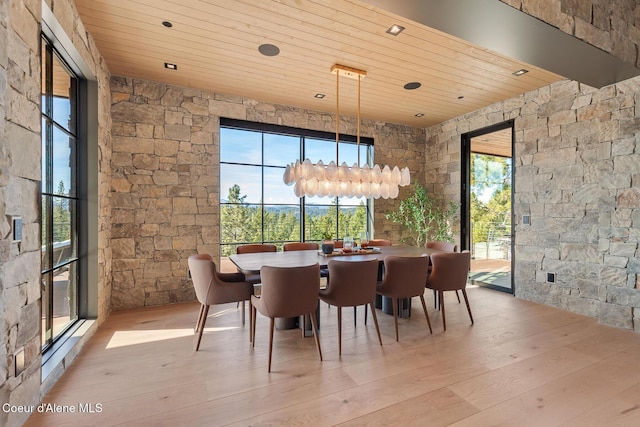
[[284, 64, 410, 199]]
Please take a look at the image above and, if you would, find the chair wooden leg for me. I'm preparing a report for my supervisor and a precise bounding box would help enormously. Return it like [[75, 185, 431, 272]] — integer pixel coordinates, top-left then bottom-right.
[[364, 304, 368, 325], [338, 306, 343, 356], [433, 289, 439, 310], [353, 306, 357, 328], [195, 305, 209, 351], [268, 317, 275, 372], [462, 289, 474, 325], [251, 305, 257, 347], [419, 295, 433, 334], [392, 297, 399, 341], [248, 301, 252, 341], [456, 290, 461, 303], [309, 310, 323, 362], [195, 304, 205, 332], [439, 290, 446, 331], [241, 301, 245, 325], [369, 302, 382, 346]]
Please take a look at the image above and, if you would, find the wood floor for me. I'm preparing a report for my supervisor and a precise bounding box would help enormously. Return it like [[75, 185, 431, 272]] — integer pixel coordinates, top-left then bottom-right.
[[25, 286, 640, 426]]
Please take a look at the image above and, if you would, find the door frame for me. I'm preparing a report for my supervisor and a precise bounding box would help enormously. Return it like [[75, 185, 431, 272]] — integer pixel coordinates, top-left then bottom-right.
[[461, 120, 515, 294]]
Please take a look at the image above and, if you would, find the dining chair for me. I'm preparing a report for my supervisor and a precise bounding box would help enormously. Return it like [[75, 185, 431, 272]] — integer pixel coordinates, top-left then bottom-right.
[[250, 263, 323, 372], [368, 239, 392, 247], [376, 255, 432, 341], [425, 251, 473, 331], [188, 254, 254, 351], [425, 241, 460, 308], [319, 259, 382, 355], [283, 242, 320, 251], [236, 244, 278, 284]]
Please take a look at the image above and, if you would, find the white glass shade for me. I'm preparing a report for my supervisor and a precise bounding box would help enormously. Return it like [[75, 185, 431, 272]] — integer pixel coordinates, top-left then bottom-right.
[[283, 160, 410, 199]]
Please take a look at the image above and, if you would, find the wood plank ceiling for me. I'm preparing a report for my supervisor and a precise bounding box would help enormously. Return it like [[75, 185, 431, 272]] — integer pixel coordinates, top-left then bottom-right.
[[75, 0, 564, 128]]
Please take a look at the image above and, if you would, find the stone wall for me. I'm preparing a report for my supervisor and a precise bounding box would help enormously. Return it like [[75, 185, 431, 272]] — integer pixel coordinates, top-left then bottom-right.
[[0, 0, 111, 426], [109, 76, 425, 309], [0, 1, 48, 426], [425, 75, 640, 331], [501, 0, 640, 67]]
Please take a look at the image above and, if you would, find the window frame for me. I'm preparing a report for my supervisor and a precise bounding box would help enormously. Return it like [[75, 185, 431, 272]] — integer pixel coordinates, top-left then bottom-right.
[[219, 118, 374, 255], [40, 35, 82, 351]]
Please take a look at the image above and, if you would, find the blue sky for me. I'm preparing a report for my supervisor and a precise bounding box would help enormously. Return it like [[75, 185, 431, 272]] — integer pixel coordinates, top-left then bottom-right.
[[220, 128, 368, 205]]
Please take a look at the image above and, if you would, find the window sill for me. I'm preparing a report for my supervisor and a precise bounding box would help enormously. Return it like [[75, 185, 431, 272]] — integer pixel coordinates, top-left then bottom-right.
[[41, 319, 98, 395]]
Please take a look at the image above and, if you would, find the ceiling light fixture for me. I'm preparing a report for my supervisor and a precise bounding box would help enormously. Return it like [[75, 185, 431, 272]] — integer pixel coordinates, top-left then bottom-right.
[[164, 62, 177, 70], [314, 93, 325, 99], [283, 64, 410, 199], [162, 21, 173, 28], [512, 69, 528, 76], [386, 24, 405, 36], [258, 44, 280, 56], [415, 113, 424, 117], [404, 82, 421, 90]]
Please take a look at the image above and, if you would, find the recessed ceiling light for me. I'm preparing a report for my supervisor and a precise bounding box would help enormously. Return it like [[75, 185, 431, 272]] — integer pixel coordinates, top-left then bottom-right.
[[458, 95, 464, 99], [512, 69, 528, 76], [415, 113, 424, 117], [164, 62, 177, 70], [403, 82, 421, 90], [258, 44, 280, 56], [162, 21, 173, 28], [314, 93, 325, 99], [386, 24, 405, 36]]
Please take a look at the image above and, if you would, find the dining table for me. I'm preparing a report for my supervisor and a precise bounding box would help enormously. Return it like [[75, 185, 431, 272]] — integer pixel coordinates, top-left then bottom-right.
[[230, 245, 440, 335]]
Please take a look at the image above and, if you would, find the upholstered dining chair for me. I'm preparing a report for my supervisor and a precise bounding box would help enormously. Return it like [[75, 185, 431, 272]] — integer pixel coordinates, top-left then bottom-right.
[[319, 259, 382, 355], [376, 256, 432, 341], [188, 254, 254, 351], [251, 263, 323, 372], [236, 244, 277, 284], [237, 243, 277, 254], [283, 242, 320, 251], [368, 239, 392, 247], [425, 241, 460, 308], [425, 251, 473, 331]]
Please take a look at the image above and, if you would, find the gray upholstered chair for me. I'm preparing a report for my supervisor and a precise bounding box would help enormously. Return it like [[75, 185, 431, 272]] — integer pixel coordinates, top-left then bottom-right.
[[188, 254, 254, 351], [250, 263, 322, 372], [425, 241, 460, 308], [376, 255, 432, 341], [319, 259, 382, 355], [425, 251, 473, 331], [283, 242, 319, 251]]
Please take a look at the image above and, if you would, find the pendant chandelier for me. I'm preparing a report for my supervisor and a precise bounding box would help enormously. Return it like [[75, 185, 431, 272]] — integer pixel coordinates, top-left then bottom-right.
[[283, 64, 410, 199]]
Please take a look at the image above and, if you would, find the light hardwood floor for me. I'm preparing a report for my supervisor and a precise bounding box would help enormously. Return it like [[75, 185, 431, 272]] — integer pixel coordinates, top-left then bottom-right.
[[25, 287, 640, 426]]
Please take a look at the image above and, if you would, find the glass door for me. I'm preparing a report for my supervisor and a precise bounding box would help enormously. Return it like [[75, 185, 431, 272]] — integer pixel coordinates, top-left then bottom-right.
[[461, 122, 514, 293]]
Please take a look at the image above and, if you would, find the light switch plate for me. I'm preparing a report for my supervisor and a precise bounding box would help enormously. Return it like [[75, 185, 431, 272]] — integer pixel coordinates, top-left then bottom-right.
[[12, 217, 22, 242]]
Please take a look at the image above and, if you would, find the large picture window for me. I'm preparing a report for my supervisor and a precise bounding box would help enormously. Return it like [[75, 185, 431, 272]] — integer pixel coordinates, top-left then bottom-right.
[[220, 119, 373, 256], [41, 36, 80, 349]]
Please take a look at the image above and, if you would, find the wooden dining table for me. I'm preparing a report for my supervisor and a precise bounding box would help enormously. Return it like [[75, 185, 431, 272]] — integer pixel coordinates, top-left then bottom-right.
[[230, 245, 439, 335], [229, 245, 436, 274]]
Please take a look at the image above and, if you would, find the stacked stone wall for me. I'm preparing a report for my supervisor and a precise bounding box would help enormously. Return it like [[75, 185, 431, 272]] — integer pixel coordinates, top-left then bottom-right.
[[501, 0, 640, 67], [0, 0, 111, 425], [109, 76, 425, 309], [426, 76, 640, 330]]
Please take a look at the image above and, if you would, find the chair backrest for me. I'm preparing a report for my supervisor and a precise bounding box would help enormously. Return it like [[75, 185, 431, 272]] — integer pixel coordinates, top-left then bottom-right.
[[236, 244, 277, 254], [333, 240, 344, 249], [259, 263, 320, 318], [368, 239, 392, 247], [188, 254, 252, 305], [425, 241, 458, 252], [326, 259, 379, 306], [427, 251, 471, 292], [283, 242, 319, 251], [379, 256, 430, 298]]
